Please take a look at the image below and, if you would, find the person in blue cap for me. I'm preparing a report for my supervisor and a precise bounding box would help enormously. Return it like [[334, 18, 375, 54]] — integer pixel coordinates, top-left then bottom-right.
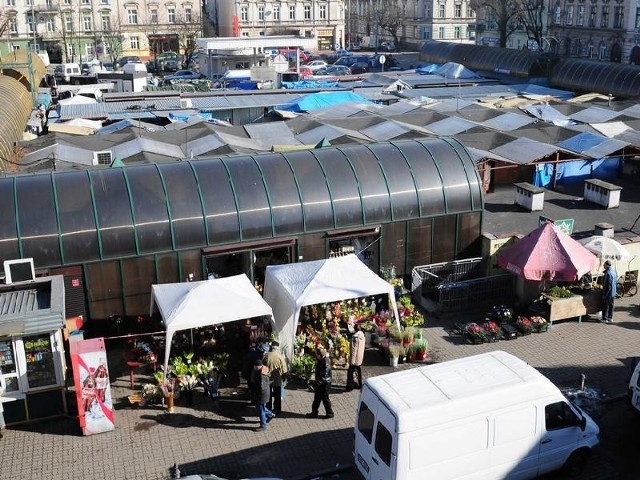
[[601, 260, 617, 323]]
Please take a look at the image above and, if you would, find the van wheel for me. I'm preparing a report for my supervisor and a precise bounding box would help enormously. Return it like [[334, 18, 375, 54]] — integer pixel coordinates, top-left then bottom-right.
[[562, 450, 589, 477]]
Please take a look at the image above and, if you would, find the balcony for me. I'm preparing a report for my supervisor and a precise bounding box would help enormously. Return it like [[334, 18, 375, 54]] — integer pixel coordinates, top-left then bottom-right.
[[32, 4, 59, 13]]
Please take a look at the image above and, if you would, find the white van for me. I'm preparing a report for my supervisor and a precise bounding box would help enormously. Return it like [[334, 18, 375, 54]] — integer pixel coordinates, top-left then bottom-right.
[[353, 351, 600, 480], [628, 358, 640, 413], [54, 63, 81, 83]]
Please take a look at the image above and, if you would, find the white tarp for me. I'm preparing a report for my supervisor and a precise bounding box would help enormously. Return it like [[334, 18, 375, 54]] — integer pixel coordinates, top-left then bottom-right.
[[263, 254, 400, 356], [150, 274, 274, 375]]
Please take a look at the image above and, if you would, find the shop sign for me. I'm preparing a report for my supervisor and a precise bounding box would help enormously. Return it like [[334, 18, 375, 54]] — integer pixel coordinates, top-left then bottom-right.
[[538, 215, 574, 235], [70, 338, 115, 436]]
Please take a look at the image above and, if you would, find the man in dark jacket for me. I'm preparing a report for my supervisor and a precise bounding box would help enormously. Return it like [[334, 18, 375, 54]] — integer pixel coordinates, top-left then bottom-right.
[[306, 346, 334, 419], [251, 359, 275, 431]]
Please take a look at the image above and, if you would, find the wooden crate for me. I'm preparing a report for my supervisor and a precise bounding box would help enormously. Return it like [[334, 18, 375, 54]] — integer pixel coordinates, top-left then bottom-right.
[[541, 292, 603, 322]]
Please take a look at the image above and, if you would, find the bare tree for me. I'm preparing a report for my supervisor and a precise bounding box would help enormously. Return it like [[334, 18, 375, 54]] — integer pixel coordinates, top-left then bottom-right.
[[175, 11, 202, 68], [378, 3, 404, 47], [101, 14, 125, 65], [57, 9, 75, 62], [517, 0, 546, 51], [0, 9, 12, 39], [469, 0, 520, 48]]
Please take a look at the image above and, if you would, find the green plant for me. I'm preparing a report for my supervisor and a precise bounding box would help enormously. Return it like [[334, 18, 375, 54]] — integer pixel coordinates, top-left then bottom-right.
[[388, 343, 405, 359], [290, 353, 316, 382], [388, 325, 403, 342], [402, 327, 415, 344], [399, 295, 412, 308], [413, 339, 428, 354], [171, 356, 189, 377], [546, 286, 575, 298]]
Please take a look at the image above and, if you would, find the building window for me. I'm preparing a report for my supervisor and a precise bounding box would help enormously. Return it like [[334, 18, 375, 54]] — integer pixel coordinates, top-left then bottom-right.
[[83, 14, 92, 31], [304, 5, 311, 20], [454, 26, 461, 38], [273, 6, 279, 20], [587, 42, 594, 58], [150, 9, 158, 23], [168, 7, 175, 23], [64, 14, 73, 31], [589, 5, 596, 27], [130, 35, 139, 49], [258, 6, 264, 21], [9, 18, 17, 33], [566, 6, 573, 25], [25, 0, 32, 5], [439, 4, 445, 18], [27, 15, 34, 33], [554, 6, 561, 24], [242, 31, 249, 36], [128, 9, 138, 24], [439, 26, 445, 38], [577, 5, 584, 25], [241, 6, 248, 21], [102, 14, 110, 30], [599, 43, 606, 60], [319, 4, 326, 19], [46, 17, 55, 32], [289, 5, 295, 19], [81, 0, 89, 4], [617, 6, 625, 28], [185, 8, 192, 22], [455, 3, 461, 17], [6, 0, 15, 6], [601, 5, 609, 27]]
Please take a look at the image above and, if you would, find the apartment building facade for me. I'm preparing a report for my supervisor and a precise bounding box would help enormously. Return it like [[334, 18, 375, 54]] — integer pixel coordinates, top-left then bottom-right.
[[0, 0, 201, 63], [208, 0, 346, 51], [347, 0, 476, 49], [546, 0, 640, 63]]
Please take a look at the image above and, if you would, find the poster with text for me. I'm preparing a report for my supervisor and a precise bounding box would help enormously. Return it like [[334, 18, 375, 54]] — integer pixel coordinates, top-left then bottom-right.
[[70, 337, 115, 435]]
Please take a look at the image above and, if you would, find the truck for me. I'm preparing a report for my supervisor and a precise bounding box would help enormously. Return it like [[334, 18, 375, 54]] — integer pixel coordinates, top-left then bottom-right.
[[353, 351, 600, 480]]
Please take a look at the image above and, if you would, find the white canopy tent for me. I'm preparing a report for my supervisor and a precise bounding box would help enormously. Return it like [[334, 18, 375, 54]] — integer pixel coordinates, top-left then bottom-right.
[[263, 254, 401, 355], [150, 274, 274, 376]]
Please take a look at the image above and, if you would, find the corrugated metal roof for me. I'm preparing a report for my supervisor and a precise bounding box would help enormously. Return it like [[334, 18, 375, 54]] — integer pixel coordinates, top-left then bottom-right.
[[490, 137, 561, 164], [557, 132, 629, 158], [361, 120, 411, 141], [483, 112, 536, 131], [424, 116, 478, 135], [568, 106, 621, 124], [0, 275, 65, 336]]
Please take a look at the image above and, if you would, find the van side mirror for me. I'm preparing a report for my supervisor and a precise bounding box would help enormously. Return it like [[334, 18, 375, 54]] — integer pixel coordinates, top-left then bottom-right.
[[579, 416, 586, 431]]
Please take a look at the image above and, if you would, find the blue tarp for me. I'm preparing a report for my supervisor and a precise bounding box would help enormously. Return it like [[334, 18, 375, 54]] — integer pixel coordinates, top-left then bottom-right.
[[281, 80, 340, 89], [280, 91, 372, 112], [416, 64, 441, 75], [557, 132, 608, 154], [533, 158, 622, 187]]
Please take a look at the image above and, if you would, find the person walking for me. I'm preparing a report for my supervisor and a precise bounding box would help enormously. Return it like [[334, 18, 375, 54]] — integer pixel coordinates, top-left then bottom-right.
[[263, 341, 288, 414], [306, 346, 334, 419], [346, 324, 365, 392], [601, 260, 617, 323], [251, 359, 275, 432]]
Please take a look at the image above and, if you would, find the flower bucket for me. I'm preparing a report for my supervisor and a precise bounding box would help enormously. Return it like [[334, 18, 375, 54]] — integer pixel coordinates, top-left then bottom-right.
[[389, 356, 399, 367], [364, 332, 373, 347], [166, 393, 175, 413], [416, 351, 428, 362]]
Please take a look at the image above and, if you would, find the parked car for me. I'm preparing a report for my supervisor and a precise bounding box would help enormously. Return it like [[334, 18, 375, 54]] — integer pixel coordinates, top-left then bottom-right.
[[316, 65, 352, 76], [349, 62, 369, 74], [350, 42, 362, 51], [289, 66, 313, 78], [102, 62, 114, 72], [380, 41, 396, 51], [116, 56, 140, 68], [334, 55, 369, 68], [335, 49, 351, 58], [163, 69, 205, 81], [305, 60, 329, 72]]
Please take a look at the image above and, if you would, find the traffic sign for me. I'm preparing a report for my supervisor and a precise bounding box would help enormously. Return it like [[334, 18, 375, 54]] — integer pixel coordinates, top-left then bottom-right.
[[538, 215, 574, 234], [335, 42, 341, 50], [378, 54, 386, 65]]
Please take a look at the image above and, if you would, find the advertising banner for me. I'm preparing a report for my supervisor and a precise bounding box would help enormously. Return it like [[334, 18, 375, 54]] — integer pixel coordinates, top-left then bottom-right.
[[69, 338, 115, 435]]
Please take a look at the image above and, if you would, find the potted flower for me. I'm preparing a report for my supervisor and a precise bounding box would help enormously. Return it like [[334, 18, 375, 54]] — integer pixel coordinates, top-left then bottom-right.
[[491, 305, 514, 324], [515, 316, 533, 335], [141, 383, 161, 406], [464, 322, 486, 344], [480, 320, 500, 342], [530, 315, 548, 333], [413, 339, 428, 362], [177, 373, 199, 406], [387, 344, 404, 367], [402, 327, 415, 347]]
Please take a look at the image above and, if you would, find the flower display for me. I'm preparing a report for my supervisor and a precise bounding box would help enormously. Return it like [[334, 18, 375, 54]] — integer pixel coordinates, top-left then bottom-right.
[[481, 321, 500, 335], [492, 305, 514, 323], [466, 322, 483, 335], [516, 316, 533, 333], [128, 340, 157, 364], [530, 316, 547, 326]]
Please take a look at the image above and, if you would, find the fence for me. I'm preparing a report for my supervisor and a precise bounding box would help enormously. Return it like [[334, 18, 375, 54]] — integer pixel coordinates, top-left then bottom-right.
[[411, 258, 514, 312]]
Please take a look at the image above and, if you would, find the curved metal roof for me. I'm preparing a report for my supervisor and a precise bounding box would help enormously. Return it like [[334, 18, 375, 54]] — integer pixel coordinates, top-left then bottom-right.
[[420, 41, 544, 77], [0, 138, 483, 269], [550, 59, 640, 98]]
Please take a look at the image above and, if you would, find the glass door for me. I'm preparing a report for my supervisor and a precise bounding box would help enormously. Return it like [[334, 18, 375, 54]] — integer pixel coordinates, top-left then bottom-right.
[[23, 333, 58, 389], [0, 337, 20, 394]]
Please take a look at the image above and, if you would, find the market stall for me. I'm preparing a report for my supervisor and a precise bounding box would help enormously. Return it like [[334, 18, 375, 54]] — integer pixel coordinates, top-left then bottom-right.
[[0, 275, 67, 425], [497, 222, 600, 322], [150, 274, 275, 377], [262, 254, 401, 357]]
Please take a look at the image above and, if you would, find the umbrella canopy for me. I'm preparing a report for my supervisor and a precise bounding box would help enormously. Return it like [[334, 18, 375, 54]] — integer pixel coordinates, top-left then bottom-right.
[[578, 235, 630, 261], [497, 222, 599, 281]]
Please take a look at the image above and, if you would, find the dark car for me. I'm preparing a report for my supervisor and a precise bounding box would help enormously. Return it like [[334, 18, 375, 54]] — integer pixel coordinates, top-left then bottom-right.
[[116, 56, 140, 68], [334, 55, 369, 68], [163, 69, 205, 81], [350, 62, 369, 74]]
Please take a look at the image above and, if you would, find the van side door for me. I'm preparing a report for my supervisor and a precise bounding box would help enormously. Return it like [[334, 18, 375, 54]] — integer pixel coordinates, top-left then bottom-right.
[[630, 363, 640, 412], [538, 401, 582, 475], [353, 388, 396, 480]]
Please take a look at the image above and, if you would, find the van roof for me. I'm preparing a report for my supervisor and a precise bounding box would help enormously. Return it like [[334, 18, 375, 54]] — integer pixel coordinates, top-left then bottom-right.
[[366, 351, 561, 432]]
